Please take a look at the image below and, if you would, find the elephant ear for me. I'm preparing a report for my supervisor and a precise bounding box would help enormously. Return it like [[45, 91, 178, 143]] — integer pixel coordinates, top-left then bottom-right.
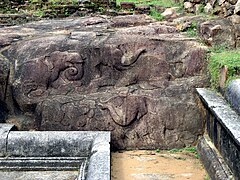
[[43, 55, 54, 70]]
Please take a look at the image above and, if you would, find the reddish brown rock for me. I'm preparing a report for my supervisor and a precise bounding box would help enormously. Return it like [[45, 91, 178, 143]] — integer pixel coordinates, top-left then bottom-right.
[[199, 18, 236, 47], [219, 65, 228, 91], [120, 2, 135, 10], [0, 15, 208, 149], [135, 5, 151, 14]]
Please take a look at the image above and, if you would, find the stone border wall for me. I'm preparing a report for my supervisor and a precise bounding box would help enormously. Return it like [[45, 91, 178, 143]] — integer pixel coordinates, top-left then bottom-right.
[[197, 88, 240, 179], [0, 124, 110, 180]]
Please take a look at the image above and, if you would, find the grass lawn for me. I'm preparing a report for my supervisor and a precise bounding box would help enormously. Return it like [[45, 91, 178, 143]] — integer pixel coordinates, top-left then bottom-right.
[[116, 0, 182, 7], [208, 48, 240, 88]]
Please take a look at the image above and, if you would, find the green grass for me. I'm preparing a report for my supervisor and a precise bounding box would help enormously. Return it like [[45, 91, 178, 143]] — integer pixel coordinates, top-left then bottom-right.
[[204, 175, 210, 180], [116, 0, 184, 21], [149, 7, 164, 21], [1, 0, 80, 16], [168, 146, 199, 158], [208, 48, 240, 89], [116, 0, 182, 7], [184, 21, 198, 37]]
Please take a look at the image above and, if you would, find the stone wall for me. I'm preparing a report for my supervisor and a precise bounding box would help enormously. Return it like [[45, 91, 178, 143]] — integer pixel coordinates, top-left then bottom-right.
[[197, 88, 240, 179]]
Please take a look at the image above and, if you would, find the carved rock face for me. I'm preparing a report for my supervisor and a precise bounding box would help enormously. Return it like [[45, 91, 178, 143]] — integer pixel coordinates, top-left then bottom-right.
[[0, 15, 209, 149], [20, 51, 84, 98], [0, 57, 9, 121]]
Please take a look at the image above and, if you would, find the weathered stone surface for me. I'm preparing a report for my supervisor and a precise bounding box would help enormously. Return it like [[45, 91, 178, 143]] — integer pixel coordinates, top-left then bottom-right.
[[219, 65, 228, 91], [197, 88, 240, 179], [234, 23, 240, 47], [0, 171, 79, 180], [7, 131, 94, 157], [199, 18, 236, 47], [0, 55, 9, 122], [0, 125, 110, 177], [222, 1, 235, 17], [135, 5, 151, 14], [85, 131, 110, 180], [225, 79, 240, 115], [229, 0, 238, 5], [0, 15, 208, 149], [197, 88, 240, 143], [120, 2, 135, 10], [184, 2, 195, 13], [235, 0, 240, 14], [0, 124, 15, 156], [188, 0, 203, 3], [183, 0, 240, 19], [197, 135, 233, 180], [161, 7, 178, 18], [204, 3, 213, 14], [229, 14, 240, 24]]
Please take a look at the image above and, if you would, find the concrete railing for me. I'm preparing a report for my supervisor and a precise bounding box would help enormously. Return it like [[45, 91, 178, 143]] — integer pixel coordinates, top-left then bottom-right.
[[197, 87, 240, 179], [0, 124, 110, 180]]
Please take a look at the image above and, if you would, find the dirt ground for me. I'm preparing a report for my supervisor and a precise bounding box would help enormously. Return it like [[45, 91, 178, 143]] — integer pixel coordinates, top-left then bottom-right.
[[111, 150, 207, 180]]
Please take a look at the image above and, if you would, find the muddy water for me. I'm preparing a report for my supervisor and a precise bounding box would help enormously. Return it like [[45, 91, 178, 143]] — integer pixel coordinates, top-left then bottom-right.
[[111, 150, 207, 180]]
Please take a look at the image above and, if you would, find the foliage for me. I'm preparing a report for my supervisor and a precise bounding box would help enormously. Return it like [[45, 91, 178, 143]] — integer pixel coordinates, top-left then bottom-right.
[[155, 148, 160, 153], [208, 47, 240, 89], [116, 0, 183, 7], [204, 175, 210, 180], [149, 8, 164, 21], [168, 146, 199, 158], [196, 3, 205, 14], [116, 0, 184, 21], [1, 0, 84, 17], [183, 21, 198, 37]]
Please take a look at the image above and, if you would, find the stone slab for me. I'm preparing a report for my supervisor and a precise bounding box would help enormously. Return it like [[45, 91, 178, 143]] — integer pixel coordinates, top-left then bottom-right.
[[86, 131, 111, 180], [7, 131, 95, 157], [197, 135, 233, 180], [225, 79, 240, 115], [0, 127, 111, 179], [0, 157, 87, 171], [196, 88, 240, 146], [197, 88, 240, 179], [0, 124, 16, 156], [0, 171, 78, 180]]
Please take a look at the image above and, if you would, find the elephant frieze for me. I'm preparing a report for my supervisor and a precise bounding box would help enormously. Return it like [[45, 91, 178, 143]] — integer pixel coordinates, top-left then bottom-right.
[[19, 51, 84, 98]]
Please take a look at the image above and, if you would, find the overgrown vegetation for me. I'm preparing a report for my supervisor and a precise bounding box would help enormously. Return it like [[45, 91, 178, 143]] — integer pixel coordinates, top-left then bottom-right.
[[149, 7, 164, 21], [208, 46, 240, 89], [0, 0, 96, 17], [182, 21, 198, 37], [116, 0, 182, 7], [168, 146, 199, 159], [116, 0, 184, 21], [156, 146, 199, 159]]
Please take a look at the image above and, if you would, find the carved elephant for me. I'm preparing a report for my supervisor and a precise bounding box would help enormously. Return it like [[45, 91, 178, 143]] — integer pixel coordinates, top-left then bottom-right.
[[19, 51, 84, 97]]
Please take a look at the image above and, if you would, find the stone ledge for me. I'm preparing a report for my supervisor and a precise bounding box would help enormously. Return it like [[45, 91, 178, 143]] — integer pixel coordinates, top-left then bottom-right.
[[197, 135, 233, 180], [196, 88, 240, 179], [226, 79, 240, 115], [196, 88, 240, 146], [0, 124, 110, 180], [0, 157, 87, 171]]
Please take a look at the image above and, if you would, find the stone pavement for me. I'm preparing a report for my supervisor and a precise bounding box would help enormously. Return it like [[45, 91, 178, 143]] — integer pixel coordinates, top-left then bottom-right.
[[0, 171, 78, 180], [111, 150, 207, 180]]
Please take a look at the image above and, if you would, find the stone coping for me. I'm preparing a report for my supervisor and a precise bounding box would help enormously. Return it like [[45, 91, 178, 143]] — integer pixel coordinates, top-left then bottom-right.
[[226, 79, 240, 116], [196, 88, 240, 147], [0, 124, 110, 180], [197, 135, 233, 180]]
